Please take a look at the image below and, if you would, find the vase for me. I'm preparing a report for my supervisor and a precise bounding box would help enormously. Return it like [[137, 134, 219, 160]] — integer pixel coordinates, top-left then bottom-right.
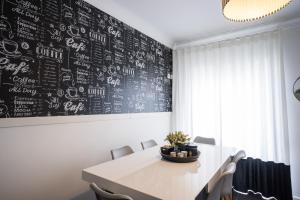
[[173, 145, 179, 152]]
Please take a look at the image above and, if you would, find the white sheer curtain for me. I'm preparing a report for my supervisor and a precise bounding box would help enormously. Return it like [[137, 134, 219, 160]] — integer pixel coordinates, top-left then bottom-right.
[[172, 31, 290, 164]]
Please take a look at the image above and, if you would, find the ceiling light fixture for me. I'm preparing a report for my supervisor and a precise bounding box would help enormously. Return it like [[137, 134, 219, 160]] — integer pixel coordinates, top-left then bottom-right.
[[222, 0, 292, 22]]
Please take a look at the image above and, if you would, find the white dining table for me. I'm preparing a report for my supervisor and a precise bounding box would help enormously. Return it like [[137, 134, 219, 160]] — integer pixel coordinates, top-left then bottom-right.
[[82, 144, 236, 200]]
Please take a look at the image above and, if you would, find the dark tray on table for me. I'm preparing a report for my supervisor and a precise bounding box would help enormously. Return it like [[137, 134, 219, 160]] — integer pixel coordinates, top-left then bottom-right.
[[160, 151, 201, 163]]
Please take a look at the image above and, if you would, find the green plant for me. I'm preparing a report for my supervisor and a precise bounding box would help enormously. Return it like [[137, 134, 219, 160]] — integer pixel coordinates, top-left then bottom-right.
[[165, 131, 190, 146]]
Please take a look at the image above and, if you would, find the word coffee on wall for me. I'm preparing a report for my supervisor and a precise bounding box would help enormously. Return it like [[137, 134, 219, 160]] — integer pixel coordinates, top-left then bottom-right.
[[0, 0, 172, 118]]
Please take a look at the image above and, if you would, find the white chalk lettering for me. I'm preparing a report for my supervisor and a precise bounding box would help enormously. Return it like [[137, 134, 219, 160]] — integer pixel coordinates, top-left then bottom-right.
[[0, 57, 30, 75], [107, 77, 120, 87], [108, 26, 121, 38], [64, 101, 84, 114], [13, 76, 36, 85], [66, 38, 86, 52], [135, 60, 145, 69]]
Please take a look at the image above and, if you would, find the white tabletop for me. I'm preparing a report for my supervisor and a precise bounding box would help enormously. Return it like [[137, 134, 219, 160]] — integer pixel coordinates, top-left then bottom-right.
[[82, 144, 236, 200]]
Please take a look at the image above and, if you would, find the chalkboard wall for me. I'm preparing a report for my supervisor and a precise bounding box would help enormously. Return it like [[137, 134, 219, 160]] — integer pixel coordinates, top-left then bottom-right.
[[0, 0, 172, 118]]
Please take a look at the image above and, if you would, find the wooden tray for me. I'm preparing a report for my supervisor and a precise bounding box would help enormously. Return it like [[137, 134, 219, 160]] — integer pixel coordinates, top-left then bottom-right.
[[160, 151, 201, 163]]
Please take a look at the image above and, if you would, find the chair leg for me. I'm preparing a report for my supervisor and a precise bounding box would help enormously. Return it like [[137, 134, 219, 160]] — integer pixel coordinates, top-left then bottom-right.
[[228, 193, 233, 200], [221, 193, 232, 200]]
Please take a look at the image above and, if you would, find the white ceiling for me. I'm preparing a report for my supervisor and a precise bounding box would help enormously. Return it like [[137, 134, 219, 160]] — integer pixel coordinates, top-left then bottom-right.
[[111, 0, 300, 45]]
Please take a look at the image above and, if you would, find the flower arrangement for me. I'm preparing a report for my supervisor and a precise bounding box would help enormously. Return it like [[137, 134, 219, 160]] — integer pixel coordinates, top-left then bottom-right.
[[165, 131, 190, 146]]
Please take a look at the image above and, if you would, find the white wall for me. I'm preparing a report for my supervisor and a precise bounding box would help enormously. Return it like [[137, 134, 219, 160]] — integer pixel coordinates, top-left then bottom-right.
[[0, 113, 171, 200], [282, 26, 300, 199], [85, 0, 173, 48]]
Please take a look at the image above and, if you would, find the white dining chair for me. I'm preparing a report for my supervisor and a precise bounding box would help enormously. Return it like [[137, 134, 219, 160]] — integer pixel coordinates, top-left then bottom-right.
[[111, 146, 134, 160], [218, 150, 246, 199], [220, 151, 246, 199], [194, 136, 216, 145], [232, 150, 246, 163], [141, 139, 157, 150], [90, 183, 133, 200], [207, 162, 236, 200]]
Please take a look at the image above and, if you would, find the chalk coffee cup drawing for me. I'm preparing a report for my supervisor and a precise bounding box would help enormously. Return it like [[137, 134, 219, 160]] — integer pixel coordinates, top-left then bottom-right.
[[0, 39, 21, 57], [67, 25, 80, 37], [65, 87, 79, 99]]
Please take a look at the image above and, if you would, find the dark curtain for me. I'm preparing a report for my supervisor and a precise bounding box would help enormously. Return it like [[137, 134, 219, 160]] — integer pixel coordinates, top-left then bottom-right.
[[195, 189, 207, 200], [233, 158, 293, 200]]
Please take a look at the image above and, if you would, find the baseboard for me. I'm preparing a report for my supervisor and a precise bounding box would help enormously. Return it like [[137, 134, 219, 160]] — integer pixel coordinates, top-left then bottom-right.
[[294, 196, 300, 200]]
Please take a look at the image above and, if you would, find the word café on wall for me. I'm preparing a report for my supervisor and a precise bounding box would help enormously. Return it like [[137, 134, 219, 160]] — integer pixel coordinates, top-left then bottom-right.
[[0, 0, 173, 118]]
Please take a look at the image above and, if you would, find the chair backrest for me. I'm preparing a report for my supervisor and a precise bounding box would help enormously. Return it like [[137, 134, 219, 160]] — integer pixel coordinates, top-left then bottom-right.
[[232, 150, 246, 163], [207, 162, 236, 200], [194, 136, 216, 145], [220, 162, 237, 198], [111, 146, 134, 160], [90, 183, 133, 200], [141, 139, 158, 150], [220, 150, 245, 197]]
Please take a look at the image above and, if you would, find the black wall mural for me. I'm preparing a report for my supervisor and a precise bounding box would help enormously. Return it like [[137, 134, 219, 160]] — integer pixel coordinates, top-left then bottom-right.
[[0, 0, 172, 118]]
